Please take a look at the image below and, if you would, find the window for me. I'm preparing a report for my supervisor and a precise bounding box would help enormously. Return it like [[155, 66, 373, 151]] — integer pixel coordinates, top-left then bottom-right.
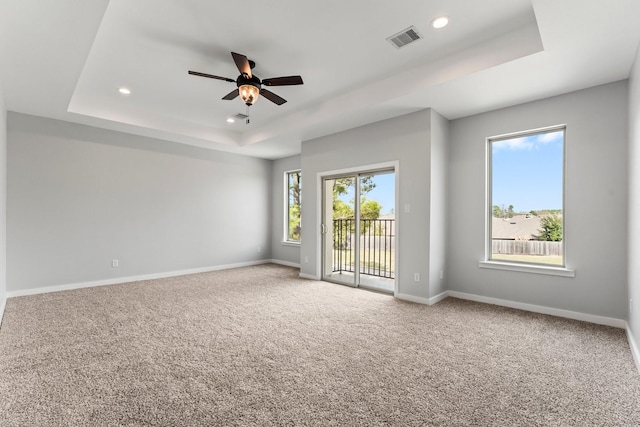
[[487, 126, 565, 268], [285, 170, 301, 243]]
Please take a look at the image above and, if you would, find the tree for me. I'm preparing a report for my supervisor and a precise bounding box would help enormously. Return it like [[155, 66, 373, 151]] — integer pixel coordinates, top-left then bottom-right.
[[333, 176, 375, 200], [331, 179, 381, 246], [538, 213, 563, 241], [360, 198, 382, 234], [360, 198, 382, 219], [493, 204, 517, 218], [333, 199, 353, 219], [331, 176, 377, 219], [288, 171, 301, 241]]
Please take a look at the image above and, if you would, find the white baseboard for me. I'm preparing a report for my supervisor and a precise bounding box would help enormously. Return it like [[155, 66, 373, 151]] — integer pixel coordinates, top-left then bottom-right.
[[0, 294, 6, 327], [427, 290, 449, 306], [395, 291, 447, 306], [396, 293, 431, 305], [299, 273, 320, 280], [7, 259, 272, 298], [447, 290, 626, 329], [270, 259, 301, 268], [627, 324, 640, 374]]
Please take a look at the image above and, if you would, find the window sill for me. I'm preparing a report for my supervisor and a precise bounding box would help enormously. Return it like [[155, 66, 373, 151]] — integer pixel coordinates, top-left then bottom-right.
[[281, 241, 301, 247], [478, 260, 575, 278]]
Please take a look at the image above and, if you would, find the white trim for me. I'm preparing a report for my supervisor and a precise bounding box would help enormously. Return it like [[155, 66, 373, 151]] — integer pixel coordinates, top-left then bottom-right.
[[479, 260, 575, 277], [396, 293, 431, 305], [427, 290, 449, 306], [448, 290, 625, 328], [314, 171, 323, 280], [284, 169, 301, 244], [627, 324, 640, 374], [485, 124, 569, 274], [6, 259, 272, 298], [270, 259, 301, 268], [317, 162, 399, 181], [280, 241, 301, 247], [394, 163, 400, 297], [299, 273, 320, 280], [0, 295, 6, 327]]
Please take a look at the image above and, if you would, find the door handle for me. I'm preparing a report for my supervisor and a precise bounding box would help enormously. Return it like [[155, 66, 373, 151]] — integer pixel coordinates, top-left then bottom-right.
[[321, 223, 327, 234]]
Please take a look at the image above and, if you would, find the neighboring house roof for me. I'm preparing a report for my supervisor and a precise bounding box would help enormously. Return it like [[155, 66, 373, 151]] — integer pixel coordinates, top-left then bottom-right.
[[492, 214, 542, 240]]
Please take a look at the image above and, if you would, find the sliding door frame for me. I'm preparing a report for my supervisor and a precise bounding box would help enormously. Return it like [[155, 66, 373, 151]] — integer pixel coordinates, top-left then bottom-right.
[[316, 161, 400, 296]]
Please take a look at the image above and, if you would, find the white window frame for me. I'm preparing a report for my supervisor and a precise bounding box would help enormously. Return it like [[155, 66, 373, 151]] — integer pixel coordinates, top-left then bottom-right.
[[479, 125, 574, 277], [283, 169, 301, 245]]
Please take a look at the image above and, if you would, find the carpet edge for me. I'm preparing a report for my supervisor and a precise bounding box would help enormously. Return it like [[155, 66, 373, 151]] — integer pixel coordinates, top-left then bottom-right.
[[448, 290, 626, 328], [6, 259, 273, 298], [270, 259, 301, 268]]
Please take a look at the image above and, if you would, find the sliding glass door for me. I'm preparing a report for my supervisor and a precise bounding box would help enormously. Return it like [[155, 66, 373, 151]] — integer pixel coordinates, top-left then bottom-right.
[[321, 169, 395, 293]]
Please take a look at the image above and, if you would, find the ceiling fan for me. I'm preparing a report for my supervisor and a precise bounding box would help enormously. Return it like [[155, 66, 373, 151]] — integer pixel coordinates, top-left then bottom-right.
[[188, 52, 303, 112]]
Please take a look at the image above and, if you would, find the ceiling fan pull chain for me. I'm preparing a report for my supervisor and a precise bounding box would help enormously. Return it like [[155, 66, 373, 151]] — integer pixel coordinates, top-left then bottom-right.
[[246, 104, 250, 124]]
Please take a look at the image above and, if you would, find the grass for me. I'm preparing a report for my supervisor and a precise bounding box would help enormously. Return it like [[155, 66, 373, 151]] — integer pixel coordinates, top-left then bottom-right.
[[491, 253, 563, 265], [333, 249, 395, 272]]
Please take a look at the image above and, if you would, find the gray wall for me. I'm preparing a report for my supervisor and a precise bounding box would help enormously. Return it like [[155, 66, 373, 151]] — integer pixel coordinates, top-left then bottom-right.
[[7, 113, 272, 292], [448, 81, 629, 319], [271, 154, 301, 266], [0, 81, 6, 309], [629, 45, 640, 346], [429, 110, 449, 298], [300, 110, 438, 300]]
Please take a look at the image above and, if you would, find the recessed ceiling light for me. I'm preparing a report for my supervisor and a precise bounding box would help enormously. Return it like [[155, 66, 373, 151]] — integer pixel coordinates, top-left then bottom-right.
[[226, 118, 235, 123], [118, 87, 131, 95], [431, 16, 449, 29]]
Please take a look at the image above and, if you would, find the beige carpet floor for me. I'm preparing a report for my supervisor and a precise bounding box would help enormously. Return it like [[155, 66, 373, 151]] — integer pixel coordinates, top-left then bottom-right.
[[1, 263, 639, 426]]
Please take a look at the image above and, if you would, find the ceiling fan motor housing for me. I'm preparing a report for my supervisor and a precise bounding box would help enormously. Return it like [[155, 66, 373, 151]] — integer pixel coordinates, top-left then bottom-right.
[[237, 74, 261, 89]]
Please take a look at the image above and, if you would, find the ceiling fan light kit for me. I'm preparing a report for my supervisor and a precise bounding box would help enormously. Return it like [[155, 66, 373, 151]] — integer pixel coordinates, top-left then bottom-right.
[[189, 51, 304, 123], [239, 85, 259, 105], [238, 80, 260, 106]]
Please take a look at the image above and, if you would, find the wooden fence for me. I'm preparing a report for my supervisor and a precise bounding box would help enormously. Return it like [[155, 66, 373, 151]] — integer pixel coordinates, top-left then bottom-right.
[[492, 240, 562, 256]]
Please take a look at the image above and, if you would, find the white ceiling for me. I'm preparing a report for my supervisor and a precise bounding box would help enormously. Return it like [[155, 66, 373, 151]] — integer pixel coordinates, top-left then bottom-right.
[[1, 0, 639, 159]]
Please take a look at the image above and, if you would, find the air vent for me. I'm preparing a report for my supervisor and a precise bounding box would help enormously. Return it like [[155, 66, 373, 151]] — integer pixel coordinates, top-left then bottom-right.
[[387, 26, 422, 49], [233, 113, 249, 120]]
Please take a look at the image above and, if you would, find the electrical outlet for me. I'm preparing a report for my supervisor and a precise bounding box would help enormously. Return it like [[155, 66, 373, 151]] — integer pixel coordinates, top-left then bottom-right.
[[112, 259, 119, 268], [257, 246, 261, 253], [440, 270, 444, 280], [414, 273, 420, 282]]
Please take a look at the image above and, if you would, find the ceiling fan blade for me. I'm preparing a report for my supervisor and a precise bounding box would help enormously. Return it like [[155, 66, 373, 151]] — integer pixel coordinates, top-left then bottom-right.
[[188, 71, 235, 83], [222, 89, 239, 100], [260, 88, 287, 105], [262, 75, 304, 86], [231, 52, 252, 78]]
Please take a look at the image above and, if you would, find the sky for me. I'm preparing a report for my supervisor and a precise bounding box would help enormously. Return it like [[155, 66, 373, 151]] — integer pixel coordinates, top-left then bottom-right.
[[336, 129, 563, 216], [365, 173, 395, 214], [492, 130, 563, 212]]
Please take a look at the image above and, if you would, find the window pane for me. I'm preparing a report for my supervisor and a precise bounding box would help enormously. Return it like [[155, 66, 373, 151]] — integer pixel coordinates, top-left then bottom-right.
[[287, 171, 301, 242], [490, 128, 564, 266]]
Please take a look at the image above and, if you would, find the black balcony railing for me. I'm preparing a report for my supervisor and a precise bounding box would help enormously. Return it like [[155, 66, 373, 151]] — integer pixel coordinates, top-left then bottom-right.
[[332, 218, 395, 279]]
